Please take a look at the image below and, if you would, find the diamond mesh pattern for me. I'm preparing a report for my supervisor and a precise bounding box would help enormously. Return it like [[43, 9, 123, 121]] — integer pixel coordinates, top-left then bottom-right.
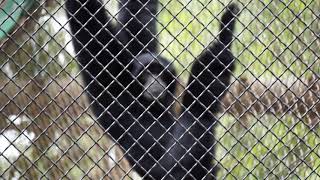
[[0, 0, 319, 179]]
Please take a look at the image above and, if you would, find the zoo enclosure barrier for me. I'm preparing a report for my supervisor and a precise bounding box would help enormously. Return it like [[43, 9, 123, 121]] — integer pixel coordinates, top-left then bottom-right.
[[0, 0, 319, 179]]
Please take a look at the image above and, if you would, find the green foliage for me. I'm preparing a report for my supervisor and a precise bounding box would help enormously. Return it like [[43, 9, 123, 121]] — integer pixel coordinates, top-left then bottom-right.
[[157, 0, 319, 81], [216, 115, 320, 179]]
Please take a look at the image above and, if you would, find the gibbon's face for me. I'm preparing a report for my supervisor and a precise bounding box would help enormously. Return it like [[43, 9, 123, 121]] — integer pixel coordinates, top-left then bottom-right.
[[133, 53, 176, 102], [141, 71, 167, 100]]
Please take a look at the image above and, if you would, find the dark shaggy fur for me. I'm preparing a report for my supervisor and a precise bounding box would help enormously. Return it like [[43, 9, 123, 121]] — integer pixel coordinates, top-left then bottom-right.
[[66, 0, 239, 179]]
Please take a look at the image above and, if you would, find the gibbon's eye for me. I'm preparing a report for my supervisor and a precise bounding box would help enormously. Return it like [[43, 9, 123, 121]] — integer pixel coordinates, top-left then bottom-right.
[[142, 73, 167, 100]]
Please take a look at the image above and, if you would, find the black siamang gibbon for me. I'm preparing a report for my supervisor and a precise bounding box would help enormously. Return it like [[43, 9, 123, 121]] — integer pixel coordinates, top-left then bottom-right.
[[66, 0, 239, 179]]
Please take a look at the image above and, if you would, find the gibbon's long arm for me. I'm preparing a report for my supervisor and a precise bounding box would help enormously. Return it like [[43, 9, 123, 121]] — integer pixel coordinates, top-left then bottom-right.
[[66, 0, 134, 124], [66, 0, 148, 153], [183, 4, 240, 120], [160, 4, 241, 179]]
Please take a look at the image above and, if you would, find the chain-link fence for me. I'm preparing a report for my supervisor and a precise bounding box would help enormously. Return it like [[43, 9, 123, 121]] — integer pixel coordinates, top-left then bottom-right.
[[0, 0, 319, 179]]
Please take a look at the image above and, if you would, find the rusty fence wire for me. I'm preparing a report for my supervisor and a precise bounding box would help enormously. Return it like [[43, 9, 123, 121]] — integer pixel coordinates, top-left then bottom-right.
[[0, 0, 319, 179]]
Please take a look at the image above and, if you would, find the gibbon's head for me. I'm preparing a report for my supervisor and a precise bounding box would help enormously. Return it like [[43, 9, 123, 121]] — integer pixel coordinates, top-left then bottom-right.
[[132, 53, 177, 104]]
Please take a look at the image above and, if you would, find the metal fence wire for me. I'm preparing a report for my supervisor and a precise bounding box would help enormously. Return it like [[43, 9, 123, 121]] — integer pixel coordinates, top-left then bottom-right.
[[0, 0, 319, 179]]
